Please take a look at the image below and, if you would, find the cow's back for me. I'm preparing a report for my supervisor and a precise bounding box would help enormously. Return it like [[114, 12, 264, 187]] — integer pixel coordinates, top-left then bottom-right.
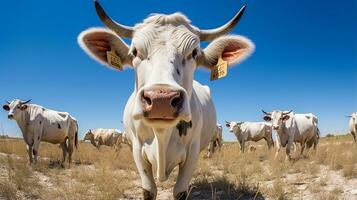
[[193, 81, 216, 151], [292, 113, 316, 141], [93, 128, 116, 145], [36, 106, 71, 143], [242, 122, 266, 141]]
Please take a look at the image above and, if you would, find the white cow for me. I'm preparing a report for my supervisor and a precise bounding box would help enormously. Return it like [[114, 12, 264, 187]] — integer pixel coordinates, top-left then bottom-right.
[[121, 131, 133, 151], [2, 99, 78, 165], [83, 128, 122, 150], [206, 124, 223, 158], [348, 112, 357, 143], [225, 121, 273, 152], [78, 1, 254, 199], [262, 110, 319, 159]]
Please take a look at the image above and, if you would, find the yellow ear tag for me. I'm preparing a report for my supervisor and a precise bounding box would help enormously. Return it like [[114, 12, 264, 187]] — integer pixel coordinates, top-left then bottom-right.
[[210, 55, 228, 81], [106, 49, 123, 71]]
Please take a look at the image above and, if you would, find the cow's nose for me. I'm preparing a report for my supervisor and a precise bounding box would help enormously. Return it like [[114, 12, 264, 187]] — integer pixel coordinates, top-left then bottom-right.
[[273, 125, 279, 130], [8, 114, 13, 119], [141, 88, 184, 119]]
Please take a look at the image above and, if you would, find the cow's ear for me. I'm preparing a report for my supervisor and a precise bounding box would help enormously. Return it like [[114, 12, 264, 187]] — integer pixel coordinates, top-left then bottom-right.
[[263, 116, 272, 122], [20, 105, 28, 110], [78, 28, 132, 70], [282, 115, 290, 121], [199, 35, 254, 68], [2, 105, 10, 111]]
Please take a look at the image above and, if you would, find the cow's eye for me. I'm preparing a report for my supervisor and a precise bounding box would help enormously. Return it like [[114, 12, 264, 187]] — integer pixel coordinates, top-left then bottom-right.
[[132, 48, 137, 57], [186, 49, 198, 60], [192, 49, 198, 59]]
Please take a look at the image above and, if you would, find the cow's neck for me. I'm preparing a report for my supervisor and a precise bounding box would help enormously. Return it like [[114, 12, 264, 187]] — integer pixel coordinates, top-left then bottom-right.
[[88, 135, 96, 146], [16, 110, 31, 144], [152, 128, 172, 181]]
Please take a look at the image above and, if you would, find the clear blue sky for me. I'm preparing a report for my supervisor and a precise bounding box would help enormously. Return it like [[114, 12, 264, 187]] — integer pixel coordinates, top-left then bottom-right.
[[0, 0, 356, 141]]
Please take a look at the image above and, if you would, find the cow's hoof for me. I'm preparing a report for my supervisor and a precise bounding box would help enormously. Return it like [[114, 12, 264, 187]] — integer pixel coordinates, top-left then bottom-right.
[[143, 189, 155, 200], [175, 191, 187, 200]]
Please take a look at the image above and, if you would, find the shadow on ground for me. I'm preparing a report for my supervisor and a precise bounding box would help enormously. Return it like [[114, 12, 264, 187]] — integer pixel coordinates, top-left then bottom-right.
[[189, 176, 265, 200]]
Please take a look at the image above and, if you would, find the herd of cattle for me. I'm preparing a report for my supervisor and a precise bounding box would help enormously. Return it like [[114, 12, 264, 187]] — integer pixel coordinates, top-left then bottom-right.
[[2, 1, 356, 200]]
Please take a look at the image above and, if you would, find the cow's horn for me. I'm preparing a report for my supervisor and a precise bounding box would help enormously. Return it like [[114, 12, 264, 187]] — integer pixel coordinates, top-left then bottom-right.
[[6, 101, 10, 104], [200, 5, 246, 41], [225, 120, 230, 124], [346, 115, 352, 118], [22, 99, 32, 104], [283, 110, 293, 115], [94, 0, 133, 38], [261, 110, 271, 115]]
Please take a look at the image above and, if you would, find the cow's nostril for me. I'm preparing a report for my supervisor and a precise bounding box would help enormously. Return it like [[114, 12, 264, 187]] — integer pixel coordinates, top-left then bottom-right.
[[144, 96, 152, 106], [171, 94, 183, 108]]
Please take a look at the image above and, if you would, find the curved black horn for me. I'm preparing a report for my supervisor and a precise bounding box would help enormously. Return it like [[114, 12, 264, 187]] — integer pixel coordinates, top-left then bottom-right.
[[261, 110, 271, 115], [94, 0, 133, 38], [283, 110, 293, 115], [200, 5, 246, 41], [21, 99, 32, 104], [346, 115, 352, 118], [6, 101, 10, 104]]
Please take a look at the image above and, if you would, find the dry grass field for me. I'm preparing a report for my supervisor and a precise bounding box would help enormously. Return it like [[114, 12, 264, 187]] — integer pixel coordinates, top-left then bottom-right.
[[0, 134, 356, 200]]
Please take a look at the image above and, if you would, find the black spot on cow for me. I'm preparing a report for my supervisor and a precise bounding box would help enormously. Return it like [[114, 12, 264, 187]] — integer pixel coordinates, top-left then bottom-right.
[[176, 120, 192, 137], [57, 124, 61, 129], [33, 149, 37, 156]]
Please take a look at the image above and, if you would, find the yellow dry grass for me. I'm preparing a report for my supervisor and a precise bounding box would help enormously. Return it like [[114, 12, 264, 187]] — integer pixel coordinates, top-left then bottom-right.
[[0, 134, 356, 199]]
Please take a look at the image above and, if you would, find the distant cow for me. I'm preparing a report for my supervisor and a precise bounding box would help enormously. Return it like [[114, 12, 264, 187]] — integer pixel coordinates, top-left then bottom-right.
[[121, 131, 132, 151], [206, 124, 223, 158], [83, 128, 123, 149], [78, 1, 254, 199], [2, 99, 78, 165], [348, 112, 357, 142], [262, 110, 319, 159], [225, 121, 273, 153]]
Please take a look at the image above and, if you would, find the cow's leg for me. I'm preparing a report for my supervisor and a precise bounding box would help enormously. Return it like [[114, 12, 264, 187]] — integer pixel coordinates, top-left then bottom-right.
[[206, 141, 212, 158], [60, 142, 68, 164], [241, 140, 245, 153], [285, 141, 293, 160], [67, 138, 74, 166], [132, 143, 156, 199], [32, 139, 40, 164], [27, 145, 34, 164], [300, 142, 306, 157], [173, 142, 200, 199], [352, 132, 357, 143]]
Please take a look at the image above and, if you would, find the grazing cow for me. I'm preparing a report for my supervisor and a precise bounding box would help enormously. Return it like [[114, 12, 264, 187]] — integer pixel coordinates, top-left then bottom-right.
[[206, 124, 223, 158], [225, 121, 273, 152], [262, 110, 320, 159], [121, 131, 132, 151], [83, 128, 122, 149], [2, 99, 78, 165], [78, 1, 254, 199], [347, 113, 357, 143]]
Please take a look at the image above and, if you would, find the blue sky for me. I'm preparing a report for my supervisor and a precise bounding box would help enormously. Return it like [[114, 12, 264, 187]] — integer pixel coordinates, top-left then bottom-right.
[[0, 0, 356, 141]]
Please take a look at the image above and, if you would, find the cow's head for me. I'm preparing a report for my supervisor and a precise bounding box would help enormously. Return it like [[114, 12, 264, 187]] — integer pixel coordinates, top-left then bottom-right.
[[262, 110, 292, 131], [78, 1, 254, 128], [83, 129, 94, 141], [348, 113, 357, 122], [2, 99, 31, 120], [225, 121, 244, 133]]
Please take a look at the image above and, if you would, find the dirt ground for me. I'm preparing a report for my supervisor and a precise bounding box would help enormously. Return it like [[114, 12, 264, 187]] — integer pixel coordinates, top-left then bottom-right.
[[0, 134, 356, 200]]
